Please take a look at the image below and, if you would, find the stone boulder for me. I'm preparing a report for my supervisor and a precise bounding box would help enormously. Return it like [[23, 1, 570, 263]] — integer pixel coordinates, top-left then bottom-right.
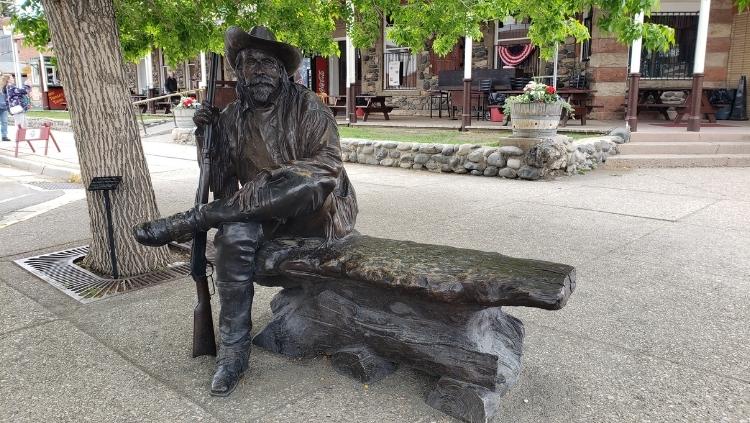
[[525, 136, 568, 173]]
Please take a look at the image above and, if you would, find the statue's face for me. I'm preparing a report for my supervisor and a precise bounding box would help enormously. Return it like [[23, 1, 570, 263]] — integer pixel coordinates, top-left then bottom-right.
[[236, 48, 284, 106]]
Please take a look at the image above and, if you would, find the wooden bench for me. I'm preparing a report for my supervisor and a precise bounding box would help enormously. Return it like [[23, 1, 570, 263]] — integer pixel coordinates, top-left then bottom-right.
[[561, 104, 603, 126], [636, 103, 687, 121], [363, 105, 397, 121], [251, 233, 576, 422]]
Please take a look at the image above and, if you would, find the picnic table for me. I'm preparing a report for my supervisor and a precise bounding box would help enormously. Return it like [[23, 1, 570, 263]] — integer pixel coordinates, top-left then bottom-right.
[[356, 95, 396, 121]]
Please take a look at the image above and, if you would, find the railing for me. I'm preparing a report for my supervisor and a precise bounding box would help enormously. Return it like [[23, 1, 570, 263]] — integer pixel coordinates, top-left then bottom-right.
[[383, 50, 418, 90], [132, 89, 204, 134], [636, 12, 699, 79]]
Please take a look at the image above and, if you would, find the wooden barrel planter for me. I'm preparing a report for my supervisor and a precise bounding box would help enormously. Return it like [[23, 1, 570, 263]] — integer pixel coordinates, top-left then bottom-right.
[[510, 102, 563, 138], [173, 108, 196, 128]]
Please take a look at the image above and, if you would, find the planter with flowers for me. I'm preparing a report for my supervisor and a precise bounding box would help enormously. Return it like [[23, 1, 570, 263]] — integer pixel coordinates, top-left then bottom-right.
[[173, 96, 200, 128], [503, 82, 572, 138]]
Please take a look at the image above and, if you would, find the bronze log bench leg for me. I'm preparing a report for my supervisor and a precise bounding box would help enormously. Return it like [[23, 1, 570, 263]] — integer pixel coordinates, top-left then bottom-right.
[[252, 234, 576, 423]]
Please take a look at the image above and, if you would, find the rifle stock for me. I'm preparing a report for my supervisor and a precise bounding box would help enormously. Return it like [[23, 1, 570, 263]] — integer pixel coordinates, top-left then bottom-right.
[[190, 52, 221, 358]]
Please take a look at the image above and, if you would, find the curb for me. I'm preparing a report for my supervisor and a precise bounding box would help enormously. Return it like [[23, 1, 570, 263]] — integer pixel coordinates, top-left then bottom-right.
[[0, 154, 80, 181]]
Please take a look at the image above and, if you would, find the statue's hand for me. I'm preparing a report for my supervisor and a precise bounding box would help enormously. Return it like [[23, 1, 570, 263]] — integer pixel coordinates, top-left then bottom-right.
[[193, 105, 220, 129]]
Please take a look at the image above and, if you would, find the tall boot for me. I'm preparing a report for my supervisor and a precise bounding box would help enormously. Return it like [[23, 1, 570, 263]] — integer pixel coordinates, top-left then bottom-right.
[[210, 279, 254, 397], [132, 200, 243, 247], [132, 207, 203, 247]]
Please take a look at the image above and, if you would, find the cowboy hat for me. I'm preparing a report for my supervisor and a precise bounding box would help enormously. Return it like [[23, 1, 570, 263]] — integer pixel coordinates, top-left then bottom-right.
[[225, 26, 302, 75]]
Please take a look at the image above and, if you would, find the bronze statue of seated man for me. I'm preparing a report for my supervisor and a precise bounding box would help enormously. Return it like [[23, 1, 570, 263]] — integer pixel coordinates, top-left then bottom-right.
[[133, 26, 358, 397]]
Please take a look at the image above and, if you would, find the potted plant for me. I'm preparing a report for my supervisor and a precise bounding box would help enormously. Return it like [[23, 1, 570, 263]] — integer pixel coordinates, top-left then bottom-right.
[[173, 96, 200, 128], [503, 81, 571, 138]]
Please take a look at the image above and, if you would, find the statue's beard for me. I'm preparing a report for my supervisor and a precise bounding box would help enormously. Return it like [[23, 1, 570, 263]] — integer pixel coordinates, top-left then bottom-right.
[[238, 76, 280, 106]]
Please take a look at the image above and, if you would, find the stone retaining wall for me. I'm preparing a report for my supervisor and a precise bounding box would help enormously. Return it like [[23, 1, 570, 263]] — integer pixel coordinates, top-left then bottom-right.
[[341, 135, 623, 180], [168, 124, 625, 180], [23, 118, 73, 132]]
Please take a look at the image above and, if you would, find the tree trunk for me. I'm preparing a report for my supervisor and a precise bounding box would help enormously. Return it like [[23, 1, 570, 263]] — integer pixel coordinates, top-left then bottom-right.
[[41, 0, 170, 275]]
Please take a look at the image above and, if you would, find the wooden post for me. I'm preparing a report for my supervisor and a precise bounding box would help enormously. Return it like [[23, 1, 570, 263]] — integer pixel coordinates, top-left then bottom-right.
[[687, 73, 705, 131], [626, 73, 641, 131]]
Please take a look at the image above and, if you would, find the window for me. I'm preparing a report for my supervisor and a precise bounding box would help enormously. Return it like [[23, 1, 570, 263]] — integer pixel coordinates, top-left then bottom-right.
[[31, 63, 39, 85], [493, 19, 541, 76], [634, 12, 699, 79], [383, 17, 417, 90], [581, 8, 593, 61], [41, 57, 59, 86]]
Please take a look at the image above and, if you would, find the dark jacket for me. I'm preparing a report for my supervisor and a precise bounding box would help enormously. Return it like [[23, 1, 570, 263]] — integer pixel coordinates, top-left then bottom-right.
[[198, 82, 357, 240], [165, 77, 177, 93]]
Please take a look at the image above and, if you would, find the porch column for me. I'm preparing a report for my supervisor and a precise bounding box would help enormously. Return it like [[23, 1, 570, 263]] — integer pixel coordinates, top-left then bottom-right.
[[552, 43, 559, 88], [461, 36, 473, 131], [158, 49, 164, 93], [144, 52, 153, 90], [10, 30, 22, 84], [626, 12, 644, 131], [39, 53, 48, 110], [346, 1, 357, 123], [200, 52, 207, 89], [687, 0, 711, 132]]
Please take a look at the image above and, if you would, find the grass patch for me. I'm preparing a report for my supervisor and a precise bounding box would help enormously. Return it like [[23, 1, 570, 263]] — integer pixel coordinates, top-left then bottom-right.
[[27, 110, 71, 120], [339, 126, 503, 145], [28, 110, 169, 121], [339, 126, 599, 145]]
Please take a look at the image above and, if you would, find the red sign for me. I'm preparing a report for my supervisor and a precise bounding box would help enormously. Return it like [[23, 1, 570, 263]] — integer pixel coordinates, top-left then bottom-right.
[[314, 57, 328, 95], [47, 86, 67, 110]]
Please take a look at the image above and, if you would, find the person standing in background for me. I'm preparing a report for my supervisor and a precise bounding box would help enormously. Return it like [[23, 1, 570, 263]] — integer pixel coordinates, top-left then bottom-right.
[[165, 72, 178, 93], [165, 72, 178, 104], [0, 74, 11, 141], [7, 75, 31, 130]]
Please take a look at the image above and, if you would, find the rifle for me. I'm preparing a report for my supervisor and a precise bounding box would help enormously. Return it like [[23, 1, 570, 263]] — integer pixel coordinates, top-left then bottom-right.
[[190, 52, 220, 358]]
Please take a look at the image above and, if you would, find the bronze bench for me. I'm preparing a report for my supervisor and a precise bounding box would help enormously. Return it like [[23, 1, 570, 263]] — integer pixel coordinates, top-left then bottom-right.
[[251, 233, 576, 422]]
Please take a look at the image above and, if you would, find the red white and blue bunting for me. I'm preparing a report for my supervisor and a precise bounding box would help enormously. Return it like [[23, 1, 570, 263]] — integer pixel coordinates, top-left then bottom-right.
[[497, 44, 534, 67]]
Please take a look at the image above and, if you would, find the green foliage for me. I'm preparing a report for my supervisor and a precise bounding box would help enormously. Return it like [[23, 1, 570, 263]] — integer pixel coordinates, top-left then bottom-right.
[[13, 1, 51, 52], [10, 0, 749, 68], [0, 2, 15, 17], [14, 0, 347, 65], [350, 0, 679, 59]]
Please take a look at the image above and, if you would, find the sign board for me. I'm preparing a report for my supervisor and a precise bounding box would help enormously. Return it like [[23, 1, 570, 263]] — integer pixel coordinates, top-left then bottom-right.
[[314, 56, 328, 95], [47, 86, 67, 110], [388, 61, 402, 87], [25, 129, 40, 139]]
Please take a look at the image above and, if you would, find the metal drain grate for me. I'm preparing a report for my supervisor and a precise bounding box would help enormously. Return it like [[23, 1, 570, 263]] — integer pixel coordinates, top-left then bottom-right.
[[15, 246, 190, 303], [25, 182, 83, 190]]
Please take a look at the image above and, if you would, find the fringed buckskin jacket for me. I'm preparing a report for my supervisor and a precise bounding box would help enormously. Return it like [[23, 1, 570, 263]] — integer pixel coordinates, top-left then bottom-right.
[[198, 82, 357, 241]]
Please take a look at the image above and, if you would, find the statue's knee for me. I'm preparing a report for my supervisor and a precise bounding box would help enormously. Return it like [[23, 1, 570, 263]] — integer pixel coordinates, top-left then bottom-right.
[[214, 222, 264, 282], [215, 222, 264, 249]]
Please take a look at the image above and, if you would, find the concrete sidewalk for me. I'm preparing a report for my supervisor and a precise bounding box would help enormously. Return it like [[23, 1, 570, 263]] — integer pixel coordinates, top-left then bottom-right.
[[0, 126, 749, 422], [0, 122, 197, 181]]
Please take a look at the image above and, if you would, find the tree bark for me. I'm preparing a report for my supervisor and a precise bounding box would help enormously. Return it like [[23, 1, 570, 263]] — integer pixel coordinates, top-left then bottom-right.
[[41, 0, 170, 275]]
